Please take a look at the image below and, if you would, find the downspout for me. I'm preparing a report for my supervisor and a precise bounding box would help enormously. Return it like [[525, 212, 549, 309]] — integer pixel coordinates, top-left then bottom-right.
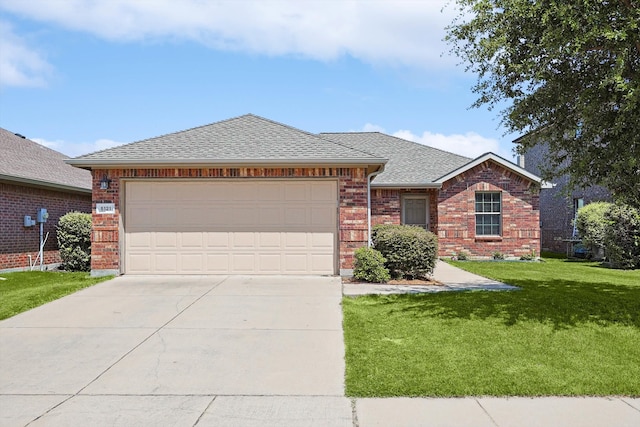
[[367, 166, 385, 247]]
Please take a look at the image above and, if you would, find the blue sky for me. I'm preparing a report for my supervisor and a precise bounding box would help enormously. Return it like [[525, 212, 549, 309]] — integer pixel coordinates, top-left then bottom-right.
[[0, 0, 518, 160]]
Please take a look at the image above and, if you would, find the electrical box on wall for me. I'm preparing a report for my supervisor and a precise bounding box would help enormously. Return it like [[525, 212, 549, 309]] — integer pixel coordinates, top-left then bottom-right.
[[37, 208, 48, 223], [24, 215, 36, 227]]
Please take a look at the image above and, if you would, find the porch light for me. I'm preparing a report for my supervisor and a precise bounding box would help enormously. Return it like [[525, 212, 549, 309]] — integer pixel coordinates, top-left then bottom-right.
[[100, 175, 111, 190]]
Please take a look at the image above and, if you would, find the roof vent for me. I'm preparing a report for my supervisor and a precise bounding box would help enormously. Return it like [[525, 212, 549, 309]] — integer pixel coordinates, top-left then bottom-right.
[[14, 133, 26, 139]]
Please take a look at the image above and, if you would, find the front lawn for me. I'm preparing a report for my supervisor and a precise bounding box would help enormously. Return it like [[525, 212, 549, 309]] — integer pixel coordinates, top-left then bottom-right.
[[343, 259, 640, 397], [0, 271, 113, 320]]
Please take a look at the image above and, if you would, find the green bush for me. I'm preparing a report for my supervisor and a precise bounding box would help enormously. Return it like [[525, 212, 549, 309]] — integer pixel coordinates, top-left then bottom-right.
[[493, 251, 505, 260], [576, 201, 612, 259], [603, 203, 640, 269], [353, 247, 391, 283], [372, 224, 438, 279], [57, 212, 92, 272]]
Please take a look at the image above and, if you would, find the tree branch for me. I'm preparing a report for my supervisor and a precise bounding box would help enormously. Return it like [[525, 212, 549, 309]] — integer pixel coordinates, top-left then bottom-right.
[[620, 0, 640, 56]]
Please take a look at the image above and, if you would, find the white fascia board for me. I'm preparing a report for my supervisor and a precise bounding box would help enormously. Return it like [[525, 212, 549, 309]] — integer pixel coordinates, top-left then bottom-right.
[[434, 152, 543, 184], [65, 158, 387, 168]]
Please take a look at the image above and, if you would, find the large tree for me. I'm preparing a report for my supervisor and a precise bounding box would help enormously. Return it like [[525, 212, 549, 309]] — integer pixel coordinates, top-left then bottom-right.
[[446, 0, 640, 207]]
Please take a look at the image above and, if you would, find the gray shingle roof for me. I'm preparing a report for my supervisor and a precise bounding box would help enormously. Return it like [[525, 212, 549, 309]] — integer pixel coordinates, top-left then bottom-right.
[[320, 132, 472, 186], [68, 114, 384, 167], [0, 128, 91, 192]]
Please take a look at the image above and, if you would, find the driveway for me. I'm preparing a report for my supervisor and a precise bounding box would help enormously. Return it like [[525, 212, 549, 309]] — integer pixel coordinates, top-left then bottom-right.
[[0, 275, 352, 426]]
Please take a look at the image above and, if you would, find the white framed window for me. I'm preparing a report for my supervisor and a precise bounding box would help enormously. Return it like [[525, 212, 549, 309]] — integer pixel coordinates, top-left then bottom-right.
[[475, 192, 501, 236], [402, 195, 429, 228]]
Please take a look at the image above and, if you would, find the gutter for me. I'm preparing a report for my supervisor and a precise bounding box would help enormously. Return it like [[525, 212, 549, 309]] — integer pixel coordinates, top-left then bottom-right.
[[367, 165, 385, 247], [65, 157, 389, 169], [0, 174, 92, 194]]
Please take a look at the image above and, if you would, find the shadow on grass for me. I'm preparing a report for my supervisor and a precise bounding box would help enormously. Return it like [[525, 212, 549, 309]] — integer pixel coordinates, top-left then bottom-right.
[[378, 278, 640, 330]]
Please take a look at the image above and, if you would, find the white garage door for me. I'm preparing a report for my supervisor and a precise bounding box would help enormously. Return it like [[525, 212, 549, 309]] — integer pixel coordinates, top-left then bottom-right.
[[123, 180, 337, 275]]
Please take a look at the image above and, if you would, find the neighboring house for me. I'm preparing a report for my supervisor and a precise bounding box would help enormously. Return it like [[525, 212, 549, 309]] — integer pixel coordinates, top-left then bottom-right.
[[0, 128, 92, 271], [516, 138, 611, 254], [67, 114, 542, 277]]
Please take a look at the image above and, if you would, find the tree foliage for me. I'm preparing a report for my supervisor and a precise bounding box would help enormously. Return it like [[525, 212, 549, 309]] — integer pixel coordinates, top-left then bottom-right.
[[446, 0, 640, 207]]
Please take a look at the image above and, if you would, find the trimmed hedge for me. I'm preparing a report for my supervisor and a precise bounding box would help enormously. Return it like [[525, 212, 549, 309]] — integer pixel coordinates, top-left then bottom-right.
[[603, 203, 640, 269], [576, 201, 611, 259], [353, 247, 391, 283], [57, 212, 92, 272], [372, 224, 438, 279]]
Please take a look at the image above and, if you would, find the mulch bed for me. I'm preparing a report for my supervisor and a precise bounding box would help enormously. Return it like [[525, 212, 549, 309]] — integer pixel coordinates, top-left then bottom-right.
[[342, 277, 443, 286]]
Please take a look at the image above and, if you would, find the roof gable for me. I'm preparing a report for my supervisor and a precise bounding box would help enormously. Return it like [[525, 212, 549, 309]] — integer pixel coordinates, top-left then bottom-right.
[[434, 152, 542, 184], [320, 132, 472, 186], [68, 114, 385, 167], [0, 128, 91, 193]]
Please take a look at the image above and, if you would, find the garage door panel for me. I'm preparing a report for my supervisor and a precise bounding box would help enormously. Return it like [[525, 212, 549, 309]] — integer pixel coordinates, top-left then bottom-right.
[[154, 254, 178, 273], [180, 232, 203, 248], [127, 232, 151, 248], [206, 232, 230, 248], [232, 232, 256, 248], [125, 180, 337, 274], [231, 254, 256, 272], [206, 254, 229, 272], [154, 232, 178, 249], [257, 233, 282, 248], [180, 254, 204, 272], [258, 254, 281, 272]]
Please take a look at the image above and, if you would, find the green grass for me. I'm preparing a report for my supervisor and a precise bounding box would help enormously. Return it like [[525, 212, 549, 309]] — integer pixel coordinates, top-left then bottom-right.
[[343, 258, 640, 397], [0, 271, 113, 320]]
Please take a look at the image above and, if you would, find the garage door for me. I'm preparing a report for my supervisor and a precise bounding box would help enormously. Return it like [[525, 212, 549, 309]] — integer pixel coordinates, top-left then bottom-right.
[[124, 180, 337, 275]]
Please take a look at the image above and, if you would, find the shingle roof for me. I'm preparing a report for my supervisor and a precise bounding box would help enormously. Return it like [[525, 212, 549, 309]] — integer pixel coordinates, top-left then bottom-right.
[[0, 128, 91, 193], [320, 132, 472, 186], [68, 114, 385, 167]]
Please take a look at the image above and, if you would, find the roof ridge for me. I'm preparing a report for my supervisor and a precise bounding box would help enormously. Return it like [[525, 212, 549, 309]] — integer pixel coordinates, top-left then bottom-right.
[[320, 131, 473, 161], [0, 127, 70, 160], [73, 114, 256, 159]]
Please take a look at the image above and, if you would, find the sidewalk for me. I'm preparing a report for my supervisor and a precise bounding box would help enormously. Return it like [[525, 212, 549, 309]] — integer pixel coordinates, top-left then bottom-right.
[[343, 260, 519, 296], [355, 396, 640, 427]]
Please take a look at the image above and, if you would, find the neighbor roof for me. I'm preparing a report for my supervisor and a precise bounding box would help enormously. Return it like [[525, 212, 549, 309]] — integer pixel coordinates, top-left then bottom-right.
[[0, 128, 91, 193], [67, 114, 385, 168], [320, 132, 472, 187]]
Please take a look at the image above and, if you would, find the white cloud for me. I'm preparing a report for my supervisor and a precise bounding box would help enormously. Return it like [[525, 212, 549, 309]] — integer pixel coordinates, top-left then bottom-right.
[[33, 137, 126, 157], [360, 123, 512, 159], [0, 20, 52, 87], [0, 0, 458, 69]]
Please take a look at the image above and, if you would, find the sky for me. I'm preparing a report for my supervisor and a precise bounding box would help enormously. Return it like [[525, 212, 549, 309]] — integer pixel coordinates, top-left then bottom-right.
[[0, 0, 520, 160]]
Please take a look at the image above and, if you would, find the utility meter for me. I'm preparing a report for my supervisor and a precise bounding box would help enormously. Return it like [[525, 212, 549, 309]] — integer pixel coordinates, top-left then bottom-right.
[[37, 208, 49, 223]]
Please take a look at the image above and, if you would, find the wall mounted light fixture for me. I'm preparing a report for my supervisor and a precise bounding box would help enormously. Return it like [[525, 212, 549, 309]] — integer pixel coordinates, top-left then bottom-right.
[[100, 175, 111, 190]]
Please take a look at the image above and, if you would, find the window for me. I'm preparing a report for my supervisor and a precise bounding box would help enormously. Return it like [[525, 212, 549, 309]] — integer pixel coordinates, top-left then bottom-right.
[[402, 196, 428, 228], [475, 192, 501, 236]]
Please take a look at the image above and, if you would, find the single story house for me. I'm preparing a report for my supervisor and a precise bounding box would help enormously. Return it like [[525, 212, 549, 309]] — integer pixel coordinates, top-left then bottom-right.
[[67, 114, 541, 277], [0, 128, 92, 271]]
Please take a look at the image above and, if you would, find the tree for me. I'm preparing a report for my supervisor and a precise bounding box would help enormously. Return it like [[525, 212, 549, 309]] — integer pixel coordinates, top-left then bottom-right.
[[446, 0, 640, 208]]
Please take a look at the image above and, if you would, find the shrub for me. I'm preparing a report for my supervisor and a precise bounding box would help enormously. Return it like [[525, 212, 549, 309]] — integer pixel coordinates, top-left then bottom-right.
[[519, 249, 537, 261], [493, 251, 505, 260], [456, 251, 469, 261], [353, 247, 391, 283], [575, 201, 612, 259], [603, 204, 640, 269], [372, 224, 438, 279], [57, 212, 92, 272]]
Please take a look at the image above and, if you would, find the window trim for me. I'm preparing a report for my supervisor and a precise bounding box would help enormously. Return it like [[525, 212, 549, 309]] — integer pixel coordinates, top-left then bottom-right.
[[401, 194, 429, 229], [475, 191, 502, 237]]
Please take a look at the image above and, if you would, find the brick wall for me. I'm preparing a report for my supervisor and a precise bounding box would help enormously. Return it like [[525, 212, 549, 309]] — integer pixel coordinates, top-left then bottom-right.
[[91, 167, 369, 275], [523, 143, 611, 253], [437, 160, 540, 257], [0, 182, 92, 270], [371, 188, 438, 234]]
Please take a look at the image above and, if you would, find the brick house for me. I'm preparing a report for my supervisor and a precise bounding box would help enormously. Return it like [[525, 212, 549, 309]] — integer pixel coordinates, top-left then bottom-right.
[[516, 138, 611, 254], [1, 128, 92, 271], [67, 114, 542, 277]]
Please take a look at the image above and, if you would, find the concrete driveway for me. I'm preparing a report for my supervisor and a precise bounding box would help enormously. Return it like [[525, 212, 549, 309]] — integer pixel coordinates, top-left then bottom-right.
[[0, 275, 352, 426]]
